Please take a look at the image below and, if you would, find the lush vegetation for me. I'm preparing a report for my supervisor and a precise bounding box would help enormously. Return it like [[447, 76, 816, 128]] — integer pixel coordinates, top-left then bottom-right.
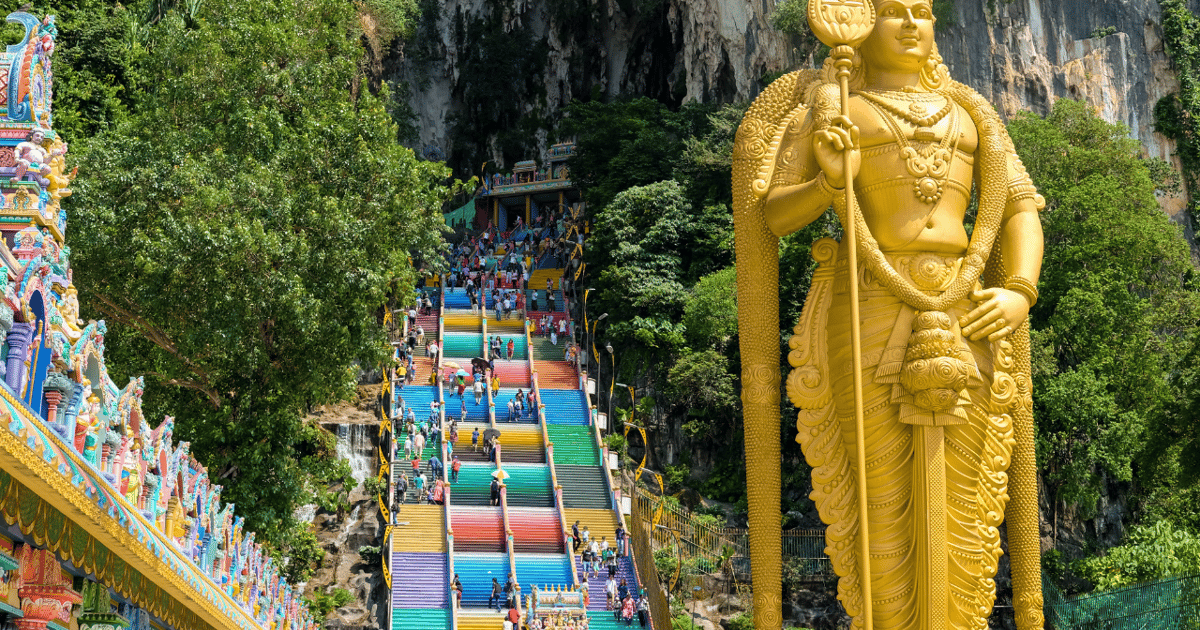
[[1155, 0, 1200, 216], [56, 0, 455, 586]]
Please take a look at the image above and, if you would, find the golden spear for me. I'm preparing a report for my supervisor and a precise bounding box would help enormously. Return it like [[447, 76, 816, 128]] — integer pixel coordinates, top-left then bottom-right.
[[806, 2, 877, 629]]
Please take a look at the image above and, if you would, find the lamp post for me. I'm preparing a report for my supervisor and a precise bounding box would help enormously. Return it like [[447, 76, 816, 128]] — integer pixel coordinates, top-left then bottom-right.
[[691, 585, 702, 630], [583, 288, 594, 368], [605, 342, 614, 421]]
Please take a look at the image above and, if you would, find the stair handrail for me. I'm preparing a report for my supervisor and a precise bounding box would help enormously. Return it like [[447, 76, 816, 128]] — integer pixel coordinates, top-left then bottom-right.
[[444, 481, 458, 630], [484, 318, 497, 430], [499, 478, 523, 619]]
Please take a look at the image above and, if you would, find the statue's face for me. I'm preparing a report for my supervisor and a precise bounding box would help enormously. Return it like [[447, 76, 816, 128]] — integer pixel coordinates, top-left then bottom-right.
[[861, 0, 935, 75]]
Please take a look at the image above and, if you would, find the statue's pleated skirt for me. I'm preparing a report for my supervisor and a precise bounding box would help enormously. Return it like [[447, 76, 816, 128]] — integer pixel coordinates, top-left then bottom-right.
[[825, 266, 1002, 630]]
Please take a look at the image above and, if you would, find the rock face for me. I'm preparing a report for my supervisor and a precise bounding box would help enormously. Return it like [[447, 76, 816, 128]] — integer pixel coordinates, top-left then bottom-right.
[[390, 0, 1197, 214], [389, 0, 791, 172], [936, 0, 1200, 216]]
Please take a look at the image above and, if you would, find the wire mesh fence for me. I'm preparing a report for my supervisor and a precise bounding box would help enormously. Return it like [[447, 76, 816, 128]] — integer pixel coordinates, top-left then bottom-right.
[[1044, 573, 1200, 630]]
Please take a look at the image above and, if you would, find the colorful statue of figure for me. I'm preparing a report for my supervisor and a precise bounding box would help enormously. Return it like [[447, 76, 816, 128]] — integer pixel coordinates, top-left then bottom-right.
[[11, 128, 53, 187], [45, 137, 76, 201], [733, 0, 1044, 628]]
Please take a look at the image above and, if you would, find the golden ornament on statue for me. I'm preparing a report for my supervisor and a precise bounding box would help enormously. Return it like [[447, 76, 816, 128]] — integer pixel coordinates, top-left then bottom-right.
[[807, 0, 877, 48]]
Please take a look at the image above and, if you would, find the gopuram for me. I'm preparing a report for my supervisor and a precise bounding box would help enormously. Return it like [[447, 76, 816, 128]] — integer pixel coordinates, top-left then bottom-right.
[[0, 11, 316, 630], [734, 1, 1044, 629]]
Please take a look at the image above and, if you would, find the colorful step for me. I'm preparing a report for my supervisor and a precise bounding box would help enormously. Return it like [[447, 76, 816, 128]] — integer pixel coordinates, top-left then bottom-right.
[[546, 425, 599, 467], [493, 361, 532, 388], [390, 505, 447, 552], [451, 507, 506, 553], [557, 467, 612, 509], [392, 607, 450, 630], [450, 463, 499, 507], [535, 360, 578, 389], [501, 464, 555, 508], [509, 507, 565, 553], [514, 553, 574, 595], [493, 387, 538, 424], [391, 552, 449, 608], [540, 389, 589, 425], [453, 552, 512, 608]]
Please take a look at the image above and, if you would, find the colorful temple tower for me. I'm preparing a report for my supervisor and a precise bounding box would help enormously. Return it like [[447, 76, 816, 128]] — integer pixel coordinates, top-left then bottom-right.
[[0, 12, 315, 630]]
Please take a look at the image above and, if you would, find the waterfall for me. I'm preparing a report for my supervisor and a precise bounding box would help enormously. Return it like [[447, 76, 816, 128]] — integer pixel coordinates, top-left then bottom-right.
[[332, 423, 380, 489]]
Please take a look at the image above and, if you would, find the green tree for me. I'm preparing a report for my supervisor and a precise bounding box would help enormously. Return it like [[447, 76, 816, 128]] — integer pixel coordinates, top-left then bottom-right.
[[1009, 99, 1199, 518], [1076, 521, 1200, 590], [68, 0, 455, 547]]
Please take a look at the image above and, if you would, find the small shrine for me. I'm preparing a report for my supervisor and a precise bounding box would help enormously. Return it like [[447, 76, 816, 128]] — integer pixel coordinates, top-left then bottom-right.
[[479, 142, 580, 232]]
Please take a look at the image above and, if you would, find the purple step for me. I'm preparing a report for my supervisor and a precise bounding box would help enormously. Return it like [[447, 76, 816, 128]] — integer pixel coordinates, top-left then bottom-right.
[[392, 552, 449, 608], [573, 556, 637, 611]]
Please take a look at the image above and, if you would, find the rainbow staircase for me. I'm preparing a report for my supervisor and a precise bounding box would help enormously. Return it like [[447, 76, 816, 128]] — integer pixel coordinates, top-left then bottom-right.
[[388, 280, 652, 630]]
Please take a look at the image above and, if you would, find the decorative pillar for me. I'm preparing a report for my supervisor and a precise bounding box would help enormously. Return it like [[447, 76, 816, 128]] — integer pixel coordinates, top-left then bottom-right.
[[42, 371, 73, 436], [4, 324, 33, 394], [76, 581, 128, 630], [41, 392, 61, 428], [16, 547, 80, 630]]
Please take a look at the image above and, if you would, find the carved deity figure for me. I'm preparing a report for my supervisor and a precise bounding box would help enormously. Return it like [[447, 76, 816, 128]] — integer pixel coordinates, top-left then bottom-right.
[[45, 138, 76, 201], [10, 128, 53, 186], [733, 1, 1044, 629]]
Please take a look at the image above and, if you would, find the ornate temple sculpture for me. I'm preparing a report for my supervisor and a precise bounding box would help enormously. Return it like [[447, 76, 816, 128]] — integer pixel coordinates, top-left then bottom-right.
[[0, 11, 316, 629], [733, 1, 1045, 629]]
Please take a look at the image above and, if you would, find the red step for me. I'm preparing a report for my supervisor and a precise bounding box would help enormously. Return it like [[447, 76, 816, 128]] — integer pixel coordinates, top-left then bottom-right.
[[508, 507, 564, 553], [493, 360, 531, 388], [451, 507, 506, 552]]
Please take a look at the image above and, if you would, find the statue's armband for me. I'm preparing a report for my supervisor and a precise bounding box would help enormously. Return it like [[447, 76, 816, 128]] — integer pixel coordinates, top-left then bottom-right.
[[769, 107, 818, 190], [1004, 150, 1045, 219]]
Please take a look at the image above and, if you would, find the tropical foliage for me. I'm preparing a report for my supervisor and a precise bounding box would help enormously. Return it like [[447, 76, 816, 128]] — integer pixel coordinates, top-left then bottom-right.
[[58, 0, 455, 571]]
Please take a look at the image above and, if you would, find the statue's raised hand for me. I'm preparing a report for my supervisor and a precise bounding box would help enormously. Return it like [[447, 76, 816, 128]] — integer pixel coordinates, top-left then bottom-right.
[[813, 115, 861, 189]]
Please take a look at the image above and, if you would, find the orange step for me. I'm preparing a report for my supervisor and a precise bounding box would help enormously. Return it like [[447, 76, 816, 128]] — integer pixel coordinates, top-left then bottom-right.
[[536, 361, 578, 390]]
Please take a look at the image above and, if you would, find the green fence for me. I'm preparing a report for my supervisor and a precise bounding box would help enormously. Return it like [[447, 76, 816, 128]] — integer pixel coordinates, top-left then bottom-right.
[[1045, 573, 1200, 630]]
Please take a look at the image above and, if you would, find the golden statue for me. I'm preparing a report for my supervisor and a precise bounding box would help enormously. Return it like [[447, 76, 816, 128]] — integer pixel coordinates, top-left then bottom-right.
[[733, 1, 1044, 629]]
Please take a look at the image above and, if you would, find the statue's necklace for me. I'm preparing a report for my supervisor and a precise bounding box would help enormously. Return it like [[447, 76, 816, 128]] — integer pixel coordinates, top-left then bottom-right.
[[861, 97, 961, 204], [857, 90, 954, 141]]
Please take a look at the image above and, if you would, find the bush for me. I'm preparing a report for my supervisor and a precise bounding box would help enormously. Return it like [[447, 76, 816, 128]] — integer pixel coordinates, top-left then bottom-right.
[[307, 588, 353, 619]]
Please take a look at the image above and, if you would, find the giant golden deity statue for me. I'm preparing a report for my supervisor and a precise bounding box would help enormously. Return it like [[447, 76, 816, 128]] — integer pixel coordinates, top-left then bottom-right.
[[733, 1, 1045, 629]]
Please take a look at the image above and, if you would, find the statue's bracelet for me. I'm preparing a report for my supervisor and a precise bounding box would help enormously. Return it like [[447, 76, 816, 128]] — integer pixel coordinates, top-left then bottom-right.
[[815, 172, 842, 197], [1004, 276, 1038, 307]]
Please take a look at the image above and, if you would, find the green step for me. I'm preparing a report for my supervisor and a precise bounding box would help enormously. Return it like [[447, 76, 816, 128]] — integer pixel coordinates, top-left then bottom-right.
[[547, 425, 600, 467], [393, 608, 450, 630]]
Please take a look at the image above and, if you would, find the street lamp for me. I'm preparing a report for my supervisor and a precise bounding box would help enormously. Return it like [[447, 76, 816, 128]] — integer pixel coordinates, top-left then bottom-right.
[[605, 342, 614, 420], [583, 288, 594, 368], [589, 312, 607, 372]]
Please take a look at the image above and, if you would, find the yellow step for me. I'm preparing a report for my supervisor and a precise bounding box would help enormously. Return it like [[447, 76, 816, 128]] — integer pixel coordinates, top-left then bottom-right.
[[456, 612, 507, 630], [529, 268, 565, 290], [562, 508, 619, 549], [496, 426, 543, 447], [390, 504, 447, 552]]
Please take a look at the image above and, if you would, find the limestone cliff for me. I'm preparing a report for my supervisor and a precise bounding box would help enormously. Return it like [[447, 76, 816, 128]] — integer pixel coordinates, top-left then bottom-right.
[[936, 0, 1200, 216], [390, 0, 1197, 216], [389, 0, 791, 173]]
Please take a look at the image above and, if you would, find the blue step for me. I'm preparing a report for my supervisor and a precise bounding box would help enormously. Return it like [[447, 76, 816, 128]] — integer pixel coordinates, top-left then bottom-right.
[[453, 552, 512, 608], [541, 390, 589, 425], [396, 387, 440, 421], [514, 553, 574, 596], [443, 390, 490, 422], [494, 388, 539, 424]]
